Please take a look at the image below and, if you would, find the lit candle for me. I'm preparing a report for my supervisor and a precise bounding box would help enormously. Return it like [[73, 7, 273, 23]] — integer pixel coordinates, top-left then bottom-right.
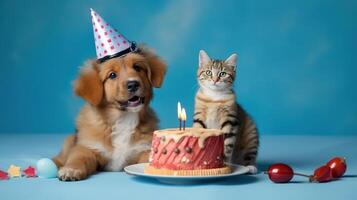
[[181, 108, 187, 130], [177, 102, 182, 130]]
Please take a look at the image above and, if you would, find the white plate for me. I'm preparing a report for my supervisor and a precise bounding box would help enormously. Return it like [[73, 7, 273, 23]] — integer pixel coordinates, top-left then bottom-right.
[[124, 163, 250, 184]]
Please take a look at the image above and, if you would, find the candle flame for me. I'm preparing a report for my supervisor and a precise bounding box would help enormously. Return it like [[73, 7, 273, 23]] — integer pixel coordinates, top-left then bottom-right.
[[181, 108, 187, 121], [177, 102, 182, 120]]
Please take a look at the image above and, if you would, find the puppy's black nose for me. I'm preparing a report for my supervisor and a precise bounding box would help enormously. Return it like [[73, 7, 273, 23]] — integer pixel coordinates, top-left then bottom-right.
[[127, 80, 140, 93]]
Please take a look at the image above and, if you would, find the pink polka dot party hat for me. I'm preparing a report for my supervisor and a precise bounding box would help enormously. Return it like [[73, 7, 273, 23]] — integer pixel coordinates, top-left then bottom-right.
[[90, 8, 137, 63]]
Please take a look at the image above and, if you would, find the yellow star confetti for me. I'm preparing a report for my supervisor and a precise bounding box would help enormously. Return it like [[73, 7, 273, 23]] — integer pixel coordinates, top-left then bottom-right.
[[7, 165, 21, 178]]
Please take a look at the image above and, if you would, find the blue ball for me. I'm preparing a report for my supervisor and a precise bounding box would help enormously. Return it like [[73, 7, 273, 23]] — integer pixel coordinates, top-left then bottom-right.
[[36, 158, 58, 178]]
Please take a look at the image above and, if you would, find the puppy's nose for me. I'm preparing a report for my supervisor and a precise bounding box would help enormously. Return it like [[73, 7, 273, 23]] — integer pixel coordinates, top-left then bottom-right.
[[127, 80, 140, 93]]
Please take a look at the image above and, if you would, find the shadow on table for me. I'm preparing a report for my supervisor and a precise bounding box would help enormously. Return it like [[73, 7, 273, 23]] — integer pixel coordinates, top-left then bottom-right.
[[343, 175, 357, 178], [130, 174, 259, 186], [213, 174, 259, 185]]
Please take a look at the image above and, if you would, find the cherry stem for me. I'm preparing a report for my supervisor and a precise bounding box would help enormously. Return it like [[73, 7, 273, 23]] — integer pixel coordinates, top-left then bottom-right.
[[263, 171, 310, 178], [293, 172, 311, 178]]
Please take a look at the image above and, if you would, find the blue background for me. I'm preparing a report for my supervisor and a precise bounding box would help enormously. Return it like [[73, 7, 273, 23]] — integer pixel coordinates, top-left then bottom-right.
[[0, 0, 356, 135]]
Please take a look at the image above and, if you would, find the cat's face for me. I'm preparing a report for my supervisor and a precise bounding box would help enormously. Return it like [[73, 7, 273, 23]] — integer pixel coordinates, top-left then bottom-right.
[[197, 50, 237, 92]]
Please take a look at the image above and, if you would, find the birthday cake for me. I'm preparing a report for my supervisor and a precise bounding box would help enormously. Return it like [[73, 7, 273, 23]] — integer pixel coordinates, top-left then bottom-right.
[[144, 128, 231, 176]]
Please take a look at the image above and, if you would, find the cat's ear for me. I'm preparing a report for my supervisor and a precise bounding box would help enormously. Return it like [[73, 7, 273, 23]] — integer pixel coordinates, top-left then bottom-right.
[[199, 50, 211, 67], [225, 53, 238, 69]]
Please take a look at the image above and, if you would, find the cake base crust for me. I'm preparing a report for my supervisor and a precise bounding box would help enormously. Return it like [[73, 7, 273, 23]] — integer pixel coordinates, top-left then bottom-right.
[[144, 165, 231, 176]]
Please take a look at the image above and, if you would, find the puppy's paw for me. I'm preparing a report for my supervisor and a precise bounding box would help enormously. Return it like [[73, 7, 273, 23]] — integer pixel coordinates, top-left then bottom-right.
[[246, 165, 258, 174], [58, 167, 87, 181]]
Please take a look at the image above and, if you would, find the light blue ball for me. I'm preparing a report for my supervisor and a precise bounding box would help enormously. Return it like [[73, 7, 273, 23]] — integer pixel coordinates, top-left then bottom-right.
[[36, 158, 58, 178]]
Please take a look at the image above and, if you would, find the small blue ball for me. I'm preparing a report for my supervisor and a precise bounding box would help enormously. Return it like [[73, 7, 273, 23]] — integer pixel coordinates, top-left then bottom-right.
[[36, 158, 58, 178]]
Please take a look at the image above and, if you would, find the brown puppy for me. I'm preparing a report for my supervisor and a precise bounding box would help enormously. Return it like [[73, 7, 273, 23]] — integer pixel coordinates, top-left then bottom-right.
[[53, 45, 167, 181]]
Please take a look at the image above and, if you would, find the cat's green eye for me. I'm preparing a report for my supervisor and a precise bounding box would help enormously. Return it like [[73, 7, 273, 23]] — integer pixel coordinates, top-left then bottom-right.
[[219, 72, 227, 77], [205, 70, 212, 76]]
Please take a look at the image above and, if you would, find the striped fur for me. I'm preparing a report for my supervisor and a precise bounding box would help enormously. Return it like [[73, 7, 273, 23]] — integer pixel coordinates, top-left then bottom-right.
[[193, 50, 259, 171]]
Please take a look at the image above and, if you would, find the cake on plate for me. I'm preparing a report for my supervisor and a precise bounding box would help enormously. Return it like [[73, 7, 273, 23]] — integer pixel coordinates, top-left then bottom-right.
[[144, 128, 231, 176]]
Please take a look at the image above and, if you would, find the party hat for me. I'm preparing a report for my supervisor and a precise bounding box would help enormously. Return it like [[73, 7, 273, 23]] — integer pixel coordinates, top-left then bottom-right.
[[90, 8, 137, 63]]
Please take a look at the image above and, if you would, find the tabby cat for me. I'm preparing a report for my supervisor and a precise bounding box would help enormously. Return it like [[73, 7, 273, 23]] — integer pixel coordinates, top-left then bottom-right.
[[193, 50, 259, 173]]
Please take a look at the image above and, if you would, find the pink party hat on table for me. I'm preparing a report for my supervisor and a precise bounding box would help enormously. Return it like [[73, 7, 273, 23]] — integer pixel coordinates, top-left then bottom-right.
[[90, 8, 137, 63]]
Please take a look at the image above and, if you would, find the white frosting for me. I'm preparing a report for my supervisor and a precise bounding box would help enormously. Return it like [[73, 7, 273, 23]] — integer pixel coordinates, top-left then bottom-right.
[[154, 128, 223, 148]]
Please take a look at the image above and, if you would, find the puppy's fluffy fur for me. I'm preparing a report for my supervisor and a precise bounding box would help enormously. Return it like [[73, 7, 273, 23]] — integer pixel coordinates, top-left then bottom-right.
[[53, 45, 167, 181]]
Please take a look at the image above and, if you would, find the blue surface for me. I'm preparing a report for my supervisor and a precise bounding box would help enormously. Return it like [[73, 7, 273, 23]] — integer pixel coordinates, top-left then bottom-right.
[[0, 0, 357, 135], [0, 134, 356, 200]]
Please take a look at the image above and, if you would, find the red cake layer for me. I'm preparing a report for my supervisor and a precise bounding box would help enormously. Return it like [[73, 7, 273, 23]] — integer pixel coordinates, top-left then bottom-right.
[[148, 128, 225, 170]]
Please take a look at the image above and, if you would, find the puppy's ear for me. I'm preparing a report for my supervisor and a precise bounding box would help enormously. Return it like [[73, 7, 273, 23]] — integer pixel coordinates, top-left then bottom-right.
[[139, 46, 167, 88], [147, 56, 167, 88], [73, 60, 103, 106]]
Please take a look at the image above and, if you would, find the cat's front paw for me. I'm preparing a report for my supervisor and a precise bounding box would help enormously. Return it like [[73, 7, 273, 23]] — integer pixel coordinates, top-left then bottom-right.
[[246, 165, 258, 174], [193, 121, 205, 128]]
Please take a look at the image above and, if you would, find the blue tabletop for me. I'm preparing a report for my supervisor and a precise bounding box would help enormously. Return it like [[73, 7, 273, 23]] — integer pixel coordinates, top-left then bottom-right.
[[0, 134, 356, 200]]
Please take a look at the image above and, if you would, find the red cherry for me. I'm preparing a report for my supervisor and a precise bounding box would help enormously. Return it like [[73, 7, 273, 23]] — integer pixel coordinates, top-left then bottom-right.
[[326, 157, 346, 178], [310, 165, 333, 183], [266, 163, 294, 183]]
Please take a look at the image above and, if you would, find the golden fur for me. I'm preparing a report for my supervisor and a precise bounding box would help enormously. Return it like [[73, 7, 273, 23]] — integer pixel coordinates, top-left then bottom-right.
[[53, 45, 167, 181]]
